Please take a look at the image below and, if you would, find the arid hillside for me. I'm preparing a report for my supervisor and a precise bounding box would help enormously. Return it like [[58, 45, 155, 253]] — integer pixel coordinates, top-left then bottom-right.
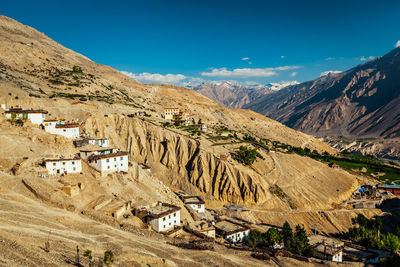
[[0, 15, 385, 265], [244, 48, 400, 139]]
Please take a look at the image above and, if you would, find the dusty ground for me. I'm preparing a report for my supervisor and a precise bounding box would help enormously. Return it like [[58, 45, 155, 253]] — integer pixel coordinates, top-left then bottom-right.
[[0, 15, 387, 266]]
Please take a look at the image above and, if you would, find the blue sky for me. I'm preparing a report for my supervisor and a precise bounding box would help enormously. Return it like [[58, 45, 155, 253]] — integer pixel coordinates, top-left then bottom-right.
[[2, 0, 400, 86]]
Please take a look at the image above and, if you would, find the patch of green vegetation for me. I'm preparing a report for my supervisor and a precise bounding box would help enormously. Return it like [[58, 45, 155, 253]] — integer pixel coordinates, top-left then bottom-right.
[[244, 222, 315, 257], [243, 132, 400, 181], [347, 214, 400, 252], [48, 79, 64, 85], [176, 125, 202, 136], [28, 93, 41, 98], [49, 92, 85, 99], [72, 65, 83, 73], [269, 184, 296, 209], [234, 146, 262, 166]]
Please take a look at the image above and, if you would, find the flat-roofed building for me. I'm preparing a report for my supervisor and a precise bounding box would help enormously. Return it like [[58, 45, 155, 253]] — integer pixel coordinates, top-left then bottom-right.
[[88, 138, 109, 147], [181, 195, 205, 213], [164, 108, 179, 120], [5, 108, 48, 124], [43, 120, 80, 139], [145, 202, 181, 232], [79, 148, 115, 160], [88, 151, 129, 174], [45, 158, 82, 175], [315, 243, 343, 262], [214, 220, 250, 243], [73, 137, 109, 148], [188, 221, 215, 238]]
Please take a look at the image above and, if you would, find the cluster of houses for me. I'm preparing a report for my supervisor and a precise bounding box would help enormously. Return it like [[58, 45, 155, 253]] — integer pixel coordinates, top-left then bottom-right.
[[2, 105, 129, 176], [163, 107, 207, 131], [352, 183, 400, 201], [131, 191, 251, 244], [3, 105, 80, 139], [3, 105, 259, 245]]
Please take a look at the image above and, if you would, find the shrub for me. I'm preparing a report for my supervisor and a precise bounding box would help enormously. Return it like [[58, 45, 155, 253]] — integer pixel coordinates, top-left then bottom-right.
[[72, 65, 83, 73], [234, 146, 261, 165]]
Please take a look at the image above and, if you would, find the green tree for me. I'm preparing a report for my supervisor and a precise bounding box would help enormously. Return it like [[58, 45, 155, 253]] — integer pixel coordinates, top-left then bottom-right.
[[84, 250, 93, 266], [72, 65, 82, 73], [104, 250, 114, 267], [265, 228, 282, 247], [293, 224, 309, 255], [244, 230, 263, 248], [381, 233, 400, 252], [281, 221, 293, 251], [197, 119, 202, 125], [235, 146, 260, 165]]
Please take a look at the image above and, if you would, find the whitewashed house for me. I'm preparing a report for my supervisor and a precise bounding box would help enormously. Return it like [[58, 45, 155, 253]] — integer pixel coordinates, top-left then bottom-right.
[[181, 196, 205, 213], [145, 202, 181, 232], [316, 243, 343, 263], [45, 158, 82, 175], [79, 148, 114, 160], [87, 151, 129, 174], [214, 220, 250, 243], [43, 120, 80, 139], [88, 138, 109, 147], [5, 108, 48, 124], [164, 108, 179, 120]]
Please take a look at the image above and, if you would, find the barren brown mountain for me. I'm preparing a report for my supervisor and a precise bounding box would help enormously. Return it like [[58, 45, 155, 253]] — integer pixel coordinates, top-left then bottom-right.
[[0, 15, 383, 265], [191, 81, 272, 108], [245, 48, 400, 139]]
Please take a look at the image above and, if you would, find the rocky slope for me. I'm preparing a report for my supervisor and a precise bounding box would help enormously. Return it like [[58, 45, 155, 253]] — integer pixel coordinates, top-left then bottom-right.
[[245, 48, 400, 139], [322, 137, 400, 162], [0, 15, 385, 264], [190, 81, 298, 108]]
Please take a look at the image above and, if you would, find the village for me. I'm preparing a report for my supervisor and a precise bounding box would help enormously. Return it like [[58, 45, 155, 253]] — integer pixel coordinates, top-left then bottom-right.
[[2, 104, 400, 265]]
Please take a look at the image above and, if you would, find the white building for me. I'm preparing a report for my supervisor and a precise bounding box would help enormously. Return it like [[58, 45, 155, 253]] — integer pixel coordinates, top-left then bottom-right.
[[79, 148, 114, 160], [214, 220, 250, 243], [88, 138, 109, 147], [181, 196, 205, 213], [87, 151, 129, 174], [45, 158, 82, 175], [5, 108, 47, 124], [164, 108, 179, 120], [316, 243, 343, 263], [145, 202, 181, 232], [43, 120, 80, 139]]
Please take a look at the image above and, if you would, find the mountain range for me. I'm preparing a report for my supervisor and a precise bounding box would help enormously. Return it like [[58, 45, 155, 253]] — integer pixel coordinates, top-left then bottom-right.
[[190, 81, 299, 108], [244, 48, 400, 139]]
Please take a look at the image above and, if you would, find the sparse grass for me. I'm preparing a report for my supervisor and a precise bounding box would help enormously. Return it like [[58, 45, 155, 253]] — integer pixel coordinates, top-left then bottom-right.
[[269, 184, 296, 209]]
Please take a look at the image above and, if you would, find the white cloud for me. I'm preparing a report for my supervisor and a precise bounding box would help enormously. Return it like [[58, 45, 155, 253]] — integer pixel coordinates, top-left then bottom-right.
[[241, 57, 249, 61], [248, 61, 253, 65], [290, 72, 297, 77], [281, 56, 285, 59], [395, 40, 400, 48], [201, 66, 300, 78], [320, 70, 342, 77], [201, 68, 276, 77], [325, 57, 335, 60], [121, 71, 186, 84], [200, 65, 300, 78], [360, 56, 375, 61]]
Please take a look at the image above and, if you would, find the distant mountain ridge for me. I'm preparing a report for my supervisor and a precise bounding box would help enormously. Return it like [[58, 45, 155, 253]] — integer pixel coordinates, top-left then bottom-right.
[[190, 81, 298, 108], [244, 48, 400, 139]]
